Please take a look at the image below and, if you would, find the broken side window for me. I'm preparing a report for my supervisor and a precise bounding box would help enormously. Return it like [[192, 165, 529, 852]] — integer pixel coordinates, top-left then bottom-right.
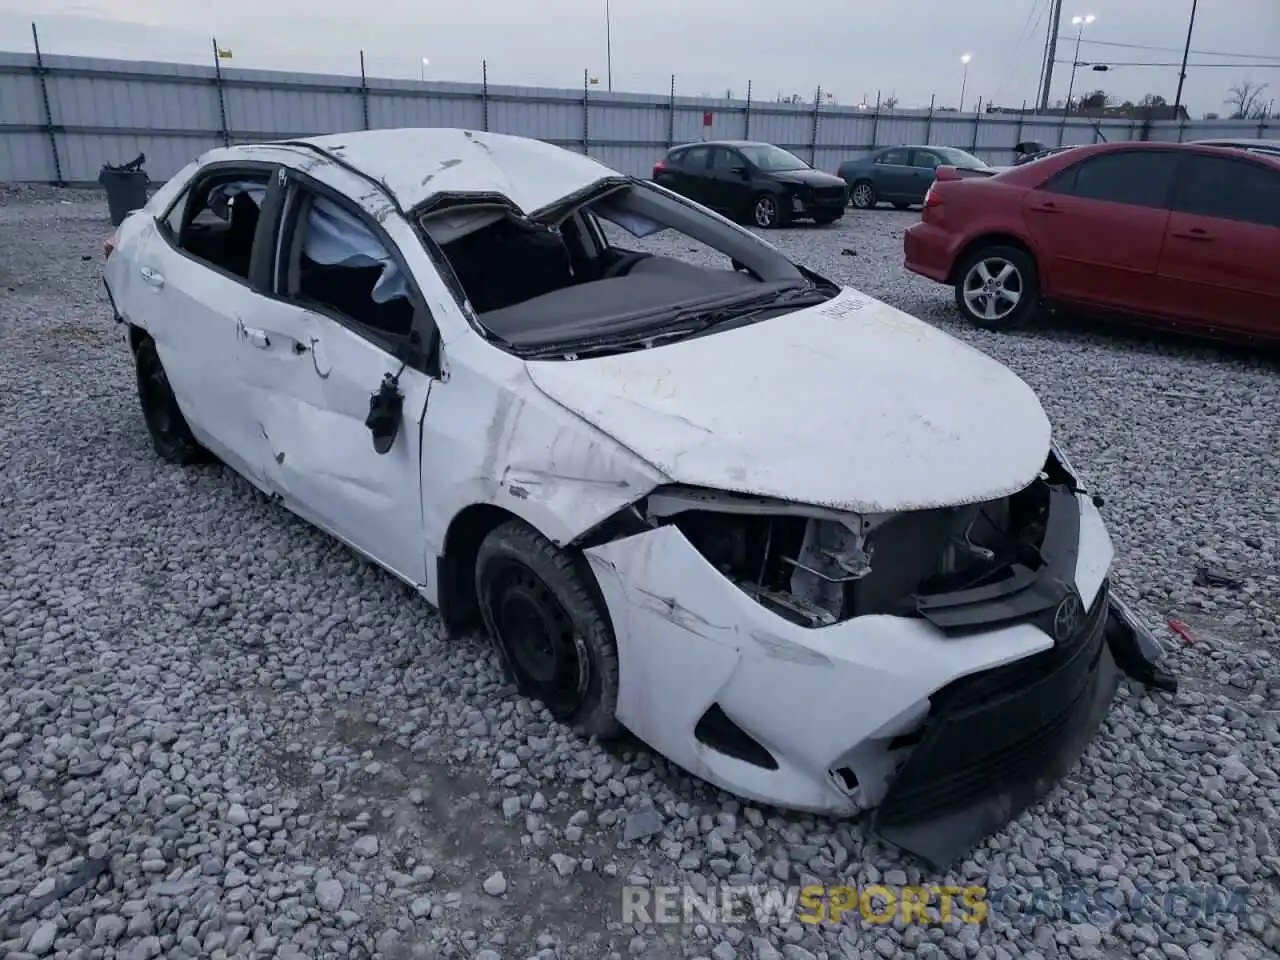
[[173, 171, 270, 280], [283, 188, 415, 341]]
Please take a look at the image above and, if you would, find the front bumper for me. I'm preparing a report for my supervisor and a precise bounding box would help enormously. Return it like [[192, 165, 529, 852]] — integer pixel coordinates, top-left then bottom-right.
[[584, 492, 1172, 866], [789, 189, 848, 218]]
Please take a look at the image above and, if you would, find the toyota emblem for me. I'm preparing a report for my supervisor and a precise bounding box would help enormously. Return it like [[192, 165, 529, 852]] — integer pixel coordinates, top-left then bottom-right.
[[1053, 591, 1084, 642]]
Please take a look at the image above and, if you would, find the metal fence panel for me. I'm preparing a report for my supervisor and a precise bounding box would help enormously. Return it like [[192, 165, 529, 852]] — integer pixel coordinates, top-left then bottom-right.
[[1, 50, 1276, 185]]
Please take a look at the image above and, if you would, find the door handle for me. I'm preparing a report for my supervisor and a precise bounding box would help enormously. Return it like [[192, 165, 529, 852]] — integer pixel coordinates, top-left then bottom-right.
[[1172, 229, 1212, 241], [139, 266, 164, 288], [1031, 202, 1061, 214], [241, 326, 271, 349]]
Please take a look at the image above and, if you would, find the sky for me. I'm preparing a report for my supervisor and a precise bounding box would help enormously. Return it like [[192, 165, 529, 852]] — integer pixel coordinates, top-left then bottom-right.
[[1, 0, 1278, 117]]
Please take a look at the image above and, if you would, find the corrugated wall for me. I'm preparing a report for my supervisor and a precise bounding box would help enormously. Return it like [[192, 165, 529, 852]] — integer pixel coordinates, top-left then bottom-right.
[[1, 50, 1275, 185]]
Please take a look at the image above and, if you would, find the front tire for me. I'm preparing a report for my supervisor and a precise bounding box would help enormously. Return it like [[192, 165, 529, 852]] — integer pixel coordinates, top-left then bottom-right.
[[850, 180, 877, 209], [752, 194, 785, 229], [475, 520, 621, 739], [134, 337, 207, 464], [953, 245, 1040, 331]]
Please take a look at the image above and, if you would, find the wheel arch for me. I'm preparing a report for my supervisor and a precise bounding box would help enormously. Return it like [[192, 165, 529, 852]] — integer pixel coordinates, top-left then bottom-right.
[[128, 323, 150, 355], [946, 233, 1038, 286], [434, 498, 636, 640]]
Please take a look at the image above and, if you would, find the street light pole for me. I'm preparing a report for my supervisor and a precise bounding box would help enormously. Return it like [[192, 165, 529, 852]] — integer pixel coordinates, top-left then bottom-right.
[[605, 0, 613, 92], [1065, 14, 1095, 113], [959, 54, 972, 112], [420, 57, 429, 81], [1173, 0, 1198, 117]]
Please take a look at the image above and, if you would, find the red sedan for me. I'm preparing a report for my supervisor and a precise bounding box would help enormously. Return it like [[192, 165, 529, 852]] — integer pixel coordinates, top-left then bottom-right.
[[903, 141, 1280, 344]]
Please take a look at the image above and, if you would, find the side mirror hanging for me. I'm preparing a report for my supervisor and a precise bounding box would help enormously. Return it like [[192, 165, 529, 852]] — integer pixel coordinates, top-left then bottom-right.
[[365, 371, 404, 454]]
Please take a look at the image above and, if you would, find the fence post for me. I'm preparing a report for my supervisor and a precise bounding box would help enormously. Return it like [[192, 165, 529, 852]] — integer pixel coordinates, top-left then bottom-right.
[[30, 23, 64, 187], [1128, 117, 1137, 142], [924, 94, 935, 145], [358, 51, 370, 130], [744, 79, 752, 139], [870, 90, 881, 151], [211, 38, 230, 146], [1176, 113, 1186, 142], [971, 98, 982, 152], [809, 86, 821, 165], [482, 60, 490, 132], [1057, 108, 1066, 147], [582, 69, 590, 155], [1014, 100, 1025, 155], [1259, 113, 1269, 139], [667, 74, 675, 147]]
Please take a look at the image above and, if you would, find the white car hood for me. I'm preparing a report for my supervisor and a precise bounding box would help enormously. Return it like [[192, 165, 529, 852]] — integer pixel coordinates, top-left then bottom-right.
[[525, 289, 1052, 514]]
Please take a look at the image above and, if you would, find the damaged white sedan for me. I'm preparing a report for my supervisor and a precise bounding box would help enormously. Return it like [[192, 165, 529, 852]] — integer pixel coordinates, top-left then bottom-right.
[[102, 128, 1175, 866]]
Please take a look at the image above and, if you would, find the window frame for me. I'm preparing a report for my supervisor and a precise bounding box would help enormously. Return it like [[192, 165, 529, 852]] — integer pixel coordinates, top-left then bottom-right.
[[1172, 152, 1280, 228], [1038, 149, 1180, 210], [910, 150, 941, 170], [153, 160, 278, 290], [682, 146, 713, 172], [710, 146, 746, 174], [269, 168, 440, 375]]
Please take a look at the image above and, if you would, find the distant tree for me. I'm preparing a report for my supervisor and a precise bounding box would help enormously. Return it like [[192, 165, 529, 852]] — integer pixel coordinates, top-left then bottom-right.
[[1138, 93, 1168, 109], [1202, 111, 1220, 120], [1224, 79, 1269, 119], [883, 94, 899, 110], [1079, 89, 1108, 110]]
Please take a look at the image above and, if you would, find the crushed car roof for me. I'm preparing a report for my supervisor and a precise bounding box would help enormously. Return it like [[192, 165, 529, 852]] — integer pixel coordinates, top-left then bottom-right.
[[241, 128, 623, 217]]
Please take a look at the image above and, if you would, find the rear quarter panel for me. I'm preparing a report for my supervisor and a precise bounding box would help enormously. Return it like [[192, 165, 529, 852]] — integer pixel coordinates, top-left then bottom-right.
[[929, 178, 1038, 280]]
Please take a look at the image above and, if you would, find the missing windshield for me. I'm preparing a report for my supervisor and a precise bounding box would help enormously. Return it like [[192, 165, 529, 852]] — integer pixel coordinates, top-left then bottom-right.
[[423, 182, 833, 357]]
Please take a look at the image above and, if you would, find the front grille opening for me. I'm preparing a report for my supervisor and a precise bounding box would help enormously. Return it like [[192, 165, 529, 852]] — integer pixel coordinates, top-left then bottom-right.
[[694, 704, 779, 770]]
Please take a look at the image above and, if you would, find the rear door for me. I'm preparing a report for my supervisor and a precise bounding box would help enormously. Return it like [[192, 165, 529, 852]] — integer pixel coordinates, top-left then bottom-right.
[[121, 164, 277, 486], [707, 146, 749, 215], [1155, 152, 1280, 337], [675, 145, 714, 205], [907, 149, 943, 203], [872, 148, 915, 201], [1021, 149, 1179, 313]]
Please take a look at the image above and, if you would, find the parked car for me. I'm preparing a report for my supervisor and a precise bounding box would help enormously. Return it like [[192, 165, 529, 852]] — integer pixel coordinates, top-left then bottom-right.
[[103, 127, 1171, 866], [651, 140, 847, 228], [904, 141, 1280, 343], [1190, 137, 1280, 159], [838, 146, 990, 209]]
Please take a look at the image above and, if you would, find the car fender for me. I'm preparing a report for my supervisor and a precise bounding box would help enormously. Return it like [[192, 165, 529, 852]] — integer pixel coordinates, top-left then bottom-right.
[[420, 339, 668, 562]]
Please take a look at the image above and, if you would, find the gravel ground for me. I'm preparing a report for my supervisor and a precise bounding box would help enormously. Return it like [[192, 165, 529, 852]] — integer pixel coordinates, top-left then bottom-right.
[[1, 183, 1279, 960]]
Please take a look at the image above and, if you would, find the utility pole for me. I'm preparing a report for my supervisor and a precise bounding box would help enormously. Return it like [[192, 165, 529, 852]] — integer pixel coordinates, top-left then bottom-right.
[[1173, 0, 1197, 117], [605, 0, 613, 92], [1038, 0, 1064, 112]]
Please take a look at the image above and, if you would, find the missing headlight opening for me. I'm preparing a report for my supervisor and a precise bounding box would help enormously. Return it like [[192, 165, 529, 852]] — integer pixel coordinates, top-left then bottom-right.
[[640, 459, 1067, 628]]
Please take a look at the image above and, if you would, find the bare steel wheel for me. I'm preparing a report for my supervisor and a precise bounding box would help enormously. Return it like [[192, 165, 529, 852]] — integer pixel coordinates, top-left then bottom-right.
[[752, 194, 783, 228], [475, 520, 620, 739], [953, 244, 1039, 331]]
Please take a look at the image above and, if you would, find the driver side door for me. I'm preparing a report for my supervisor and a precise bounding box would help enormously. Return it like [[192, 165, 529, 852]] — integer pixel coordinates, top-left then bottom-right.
[[236, 167, 440, 586]]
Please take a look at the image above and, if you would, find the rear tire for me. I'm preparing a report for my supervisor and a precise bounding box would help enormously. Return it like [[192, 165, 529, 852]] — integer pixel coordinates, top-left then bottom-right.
[[850, 181, 877, 209], [475, 520, 621, 740], [134, 337, 208, 464], [953, 245, 1040, 331]]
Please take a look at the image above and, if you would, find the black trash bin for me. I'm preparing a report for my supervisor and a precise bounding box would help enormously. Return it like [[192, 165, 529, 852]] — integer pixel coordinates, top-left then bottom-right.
[[99, 153, 150, 226]]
